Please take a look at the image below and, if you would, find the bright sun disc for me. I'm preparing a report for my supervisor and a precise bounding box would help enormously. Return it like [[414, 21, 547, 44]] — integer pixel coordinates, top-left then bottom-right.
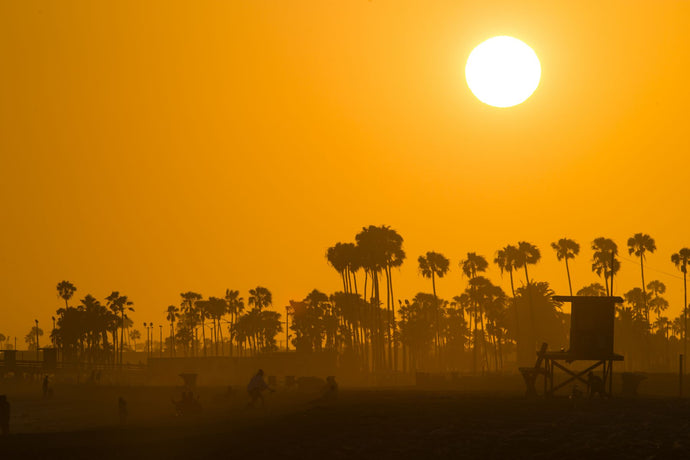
[[465, 36, 541, 108]]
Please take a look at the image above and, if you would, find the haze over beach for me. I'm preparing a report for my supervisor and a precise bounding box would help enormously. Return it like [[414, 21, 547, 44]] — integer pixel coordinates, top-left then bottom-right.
[[2, 0, 689, 341], [5, 2, 690, 459]]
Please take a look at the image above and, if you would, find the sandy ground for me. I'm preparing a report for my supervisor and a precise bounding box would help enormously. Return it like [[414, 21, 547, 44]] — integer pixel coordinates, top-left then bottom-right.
[[2, 382, 690, 459]]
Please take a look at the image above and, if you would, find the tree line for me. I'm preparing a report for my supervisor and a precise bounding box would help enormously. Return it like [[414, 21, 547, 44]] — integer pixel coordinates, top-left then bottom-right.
[[7, 227, 688, 373]]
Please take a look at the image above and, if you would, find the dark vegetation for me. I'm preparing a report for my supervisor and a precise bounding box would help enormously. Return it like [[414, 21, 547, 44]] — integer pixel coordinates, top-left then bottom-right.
[[4, 227, 688, 373]]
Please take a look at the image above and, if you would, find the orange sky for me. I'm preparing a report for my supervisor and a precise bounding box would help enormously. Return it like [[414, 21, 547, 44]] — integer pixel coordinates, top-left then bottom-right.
[[1, 1, 689, 343]]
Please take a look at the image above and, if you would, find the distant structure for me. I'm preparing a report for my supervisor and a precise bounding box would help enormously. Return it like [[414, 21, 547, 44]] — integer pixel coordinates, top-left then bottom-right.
[[521, 296, 624, 397]]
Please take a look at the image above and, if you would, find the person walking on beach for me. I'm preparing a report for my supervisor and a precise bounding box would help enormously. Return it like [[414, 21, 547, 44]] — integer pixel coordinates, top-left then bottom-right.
[[587, 371, 605, 398], [0, 395, 9, 436], [42, 375, 51, 399], [246, 369, 273, 408]]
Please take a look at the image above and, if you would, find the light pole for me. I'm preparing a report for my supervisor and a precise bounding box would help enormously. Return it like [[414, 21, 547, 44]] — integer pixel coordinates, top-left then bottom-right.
[[159, 324, 163, 358], [143, 322, 149, 357], [34, 319, 40, 361]]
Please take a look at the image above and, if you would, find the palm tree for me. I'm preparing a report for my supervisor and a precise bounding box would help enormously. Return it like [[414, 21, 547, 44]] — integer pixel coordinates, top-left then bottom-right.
[[418, 251, 450, 360], [248, 287, 272, 311], [494, 245, 519, 297], [180, 292, 202, 356], [381, 227, 405, 371], [166, 305, 179, 357], [514, 242, 541, 286], [204, 297, 227, 355], [577, 283, 607, 296], [628, 233, 656, 321], [671, 248, 690, 368], [495, 245, 520, 348], [550, 238, 580, 296], [355, 225, 393, 370], [646, 280, 668, 322], [56, 281, 76, 309], [225, 289, 245, 356], [326, 243, 351, 293], [105, 291, 134, 365], [129, 329, 141, 351], [460, 252, 489, 373], [591, 237, 620, 295]]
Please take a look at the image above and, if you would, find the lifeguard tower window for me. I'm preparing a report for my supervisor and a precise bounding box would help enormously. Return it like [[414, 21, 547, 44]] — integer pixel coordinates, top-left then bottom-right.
[[553, 296, 623, 360]]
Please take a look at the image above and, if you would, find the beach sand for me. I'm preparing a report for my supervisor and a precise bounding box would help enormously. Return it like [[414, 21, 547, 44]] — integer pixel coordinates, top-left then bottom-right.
[[2, 381, 690, 459]]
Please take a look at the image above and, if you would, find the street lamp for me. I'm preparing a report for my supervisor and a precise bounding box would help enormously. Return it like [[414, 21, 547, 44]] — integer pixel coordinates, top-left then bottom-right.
[[159, 324, 163, 357], [34, 319, 40, 361]]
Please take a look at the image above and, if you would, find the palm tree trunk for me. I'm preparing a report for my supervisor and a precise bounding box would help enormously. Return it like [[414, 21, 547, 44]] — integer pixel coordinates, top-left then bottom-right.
[[384, 265, 393, 371], [120, 310, 124, 365], [565, 258, 573, 296], [681, 263, 688, 373], [641, 256, 648, 322], [388, 265, 398, 372]]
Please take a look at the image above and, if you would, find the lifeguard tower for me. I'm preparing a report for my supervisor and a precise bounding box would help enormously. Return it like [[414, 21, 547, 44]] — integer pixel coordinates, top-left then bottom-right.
[[520, 296, 624, 397]]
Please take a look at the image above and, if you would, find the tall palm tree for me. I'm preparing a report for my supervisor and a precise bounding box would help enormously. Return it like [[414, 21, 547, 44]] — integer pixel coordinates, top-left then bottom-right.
[[204, 297, 227, 356], [514, 242, 541, 286], [129, 329, 141, 352], [494, 245, 520, 345], [355, 226, 392, 370], [550, 238, 580, 296], [494, 245, 519, 297], [166, 305, 179, 357], [248, 286, 272, 311], [180, 292, 202, 356], [105, 291, 133, 365], [326, 243, 351, 293], [225, 289, 245, 357], [460, 252, 489, 373], [591, 237, 620, 295], [627, 233, 656, 321], [56, 281, 77, 309], [380, 226, 405, 370], [671, 248, 690, 369], [418, 251, 450, 360], [646, 280, 667, 322]]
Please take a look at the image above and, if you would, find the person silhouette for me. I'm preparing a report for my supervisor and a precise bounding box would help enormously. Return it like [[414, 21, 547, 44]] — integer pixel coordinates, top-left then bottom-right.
[[0, 395, 9, 436], [246, 369, 273, 408], [118, 397, 128, 425], [322, 376, 338, 401], [587, 371, 605, 398], [42, 375, 50, 398]]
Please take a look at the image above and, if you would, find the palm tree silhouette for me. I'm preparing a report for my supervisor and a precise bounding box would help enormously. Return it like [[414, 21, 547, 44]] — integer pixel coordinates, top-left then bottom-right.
[[166, 305, 179, 357], [418, 251, 450, 360], [671, 248, 690, 367], [56, 281, 76, 309], [326, 243, 351, 293], [105, 291, 134, 365], [646, 280, 668, 323], [248, 286, 272, 311], [550, 238, 580, 296], [204, 297, 227, 356], [180, 292, 202, 356], [461, 252, 489, 374], [514, 242, 541, 286], [627, 233, 656, 321], [494, 245, 519, 297], [129, 329, 141, 352], [225, 289, 245, 357], [591, 237, 620, 295], [576, 283, 607, 296]]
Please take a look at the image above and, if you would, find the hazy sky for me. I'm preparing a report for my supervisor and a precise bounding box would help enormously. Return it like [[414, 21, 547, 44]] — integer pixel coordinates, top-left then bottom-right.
[[1, 1, 689, 343]]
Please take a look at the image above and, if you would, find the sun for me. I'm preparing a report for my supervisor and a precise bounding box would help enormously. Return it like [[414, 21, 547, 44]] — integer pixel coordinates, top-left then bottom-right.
[[465, 36, 541, 108]]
